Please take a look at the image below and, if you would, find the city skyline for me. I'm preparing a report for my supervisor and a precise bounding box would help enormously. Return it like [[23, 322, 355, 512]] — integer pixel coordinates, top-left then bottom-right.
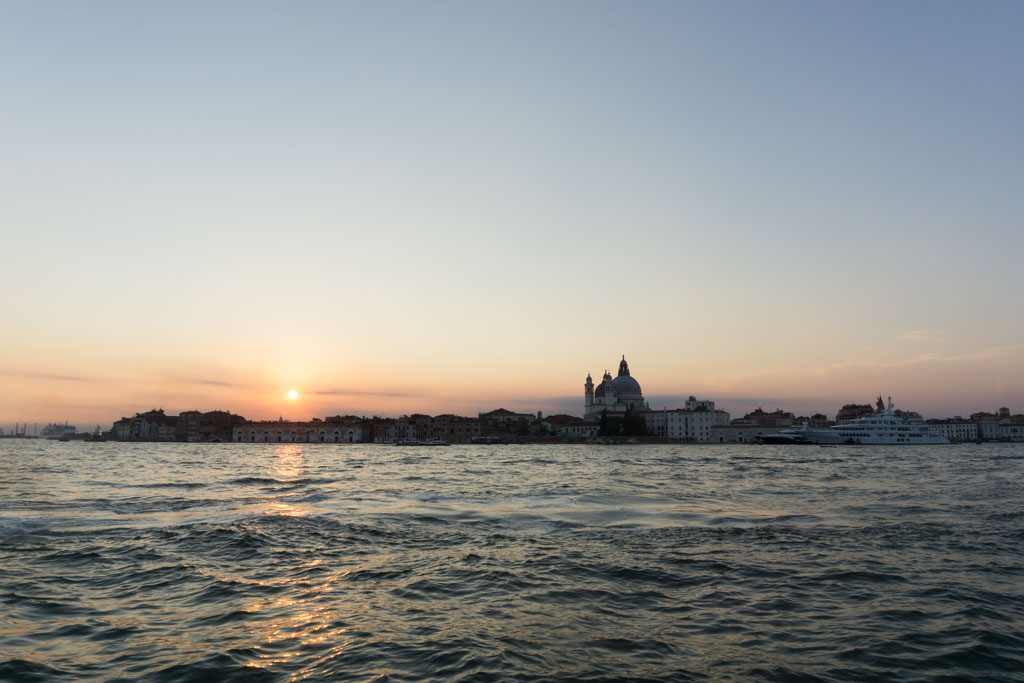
[[3, 2, 1023, 428], [3, 361, 1020, 432]]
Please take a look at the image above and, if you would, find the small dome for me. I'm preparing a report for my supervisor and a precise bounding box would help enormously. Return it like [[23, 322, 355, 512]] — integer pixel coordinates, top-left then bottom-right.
[[595, 383, 606, 398]]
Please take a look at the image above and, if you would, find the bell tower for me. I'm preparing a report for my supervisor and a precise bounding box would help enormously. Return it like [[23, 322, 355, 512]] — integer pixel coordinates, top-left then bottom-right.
[[584, 373, 594, 412]]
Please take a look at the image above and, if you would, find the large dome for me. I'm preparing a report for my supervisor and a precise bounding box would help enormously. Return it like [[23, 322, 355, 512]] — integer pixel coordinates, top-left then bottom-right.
[[611, 374, 642, 397]]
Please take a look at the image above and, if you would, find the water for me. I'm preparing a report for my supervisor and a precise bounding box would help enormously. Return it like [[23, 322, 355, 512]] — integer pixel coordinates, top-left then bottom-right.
[[1, 441, 1022, 682]]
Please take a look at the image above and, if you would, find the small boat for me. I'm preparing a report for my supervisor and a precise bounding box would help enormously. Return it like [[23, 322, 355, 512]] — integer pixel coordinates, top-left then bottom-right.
[[759, 426, 815, 444]]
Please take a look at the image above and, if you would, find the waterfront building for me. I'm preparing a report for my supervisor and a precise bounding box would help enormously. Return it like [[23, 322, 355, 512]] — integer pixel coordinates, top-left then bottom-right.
[[968, 407, 1024, 441], [234, 419, 364, 443], [127, 409, 177, 441], [580, 357, 725, 441], [971, 407, 1012, 422], [177, 410, 246, 442], [367, 415, 439, 443], [540, 414, 584, 433], [391, 418, 412, 443], [795, 413, 832, 429], [430, 414, 483, 443], [371, 418, 395, 443], [110, 409, 246, 442], [999, 424, 1024, 441], [111, 417, 131, 441], [584, 357, 650, 420], [926, 419, 978, 443], [643, 401, 731, 443], [836, 402, 878, 424], [741, 408, 795, 427], [977, 420, 1003, 441], [558, 422, 600, 438], [479, 408, 535, 426]]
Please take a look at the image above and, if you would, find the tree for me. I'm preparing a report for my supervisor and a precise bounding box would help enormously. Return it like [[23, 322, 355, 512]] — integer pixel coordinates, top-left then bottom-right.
[[621, 408, 647, 437], [599, 409, 624, 437]]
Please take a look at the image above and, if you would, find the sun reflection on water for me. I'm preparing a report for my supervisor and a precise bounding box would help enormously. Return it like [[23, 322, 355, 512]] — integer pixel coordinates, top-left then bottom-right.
[[269, 444, 306, 480], [236, 563, 361, 674], [267, 502, 307, 517]]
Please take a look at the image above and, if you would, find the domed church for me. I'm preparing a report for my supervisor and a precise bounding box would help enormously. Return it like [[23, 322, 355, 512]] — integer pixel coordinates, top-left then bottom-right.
[[584, 356, 650, 420]]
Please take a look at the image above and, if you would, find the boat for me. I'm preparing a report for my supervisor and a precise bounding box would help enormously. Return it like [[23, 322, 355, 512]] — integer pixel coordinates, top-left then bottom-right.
[[39, 422, 77, 440], [801, 397, 950, 445], [759, 425, 815, 444]]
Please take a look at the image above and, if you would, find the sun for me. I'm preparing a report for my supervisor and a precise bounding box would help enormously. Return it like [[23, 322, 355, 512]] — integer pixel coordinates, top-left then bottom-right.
[[287, 390, 298, 400]]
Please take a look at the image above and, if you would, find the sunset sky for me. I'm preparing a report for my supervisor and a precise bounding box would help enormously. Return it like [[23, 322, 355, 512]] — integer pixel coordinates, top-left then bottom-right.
[[2, 1, 1023, 429]]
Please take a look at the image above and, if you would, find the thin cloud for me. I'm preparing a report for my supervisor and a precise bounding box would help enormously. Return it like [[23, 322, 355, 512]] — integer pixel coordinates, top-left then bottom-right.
[[315, 389, 420, 398], [1, 369, 90, 382], [1, 368, 170, 385], [812, 344, 1024, 375], [896, 330, 948, 345]]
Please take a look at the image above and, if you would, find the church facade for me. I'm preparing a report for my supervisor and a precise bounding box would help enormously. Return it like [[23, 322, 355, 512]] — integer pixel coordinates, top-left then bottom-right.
[[584, 356, 650, 420]]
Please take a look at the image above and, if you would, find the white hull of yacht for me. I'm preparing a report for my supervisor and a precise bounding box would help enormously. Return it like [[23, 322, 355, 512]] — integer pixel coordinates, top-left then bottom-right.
[[804, 431, 949, 445]]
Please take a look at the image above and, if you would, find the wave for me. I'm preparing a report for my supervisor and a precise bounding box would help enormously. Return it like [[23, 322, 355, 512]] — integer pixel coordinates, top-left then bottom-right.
[[133, 482, 207, 490], [0, 518, 51, 537], [0, 659, 72, 680]]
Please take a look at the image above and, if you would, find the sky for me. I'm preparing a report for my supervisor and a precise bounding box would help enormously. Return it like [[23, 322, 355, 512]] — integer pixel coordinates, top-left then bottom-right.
[[2, 0, 1023, 429]]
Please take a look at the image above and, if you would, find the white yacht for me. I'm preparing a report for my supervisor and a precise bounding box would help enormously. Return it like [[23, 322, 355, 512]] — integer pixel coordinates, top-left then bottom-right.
[[805, 397, 949, 445]]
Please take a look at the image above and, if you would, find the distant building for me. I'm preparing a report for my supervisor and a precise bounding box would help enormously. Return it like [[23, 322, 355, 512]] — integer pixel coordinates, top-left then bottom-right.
[[109, 409, 246, 442], [836, 403, 877, 424], [234, 419, 364, 443], [378, 417, 418, 443], [541, 414, 584, 432], [794, 414, 831, 428], [111, 417, 132, 440], [478, 408, 535, 426], [584, 357, 650, 420], [359, 414, 485, 443], [977, 421, 1003, 441], [926, 419, 978, 443], [366, 415, 439, 443], [999, 424, 1024, 441], [581, 358, 727, 441], [430, 414, 483, 443], [643, 401, 731, 443], [558, 422, 600, 438], [370, 418, 396, 443], [123, 409, 177, 441], [971, 407, 1012, 422], [741, 408, 795, 427], [177, 410, 246, 442]]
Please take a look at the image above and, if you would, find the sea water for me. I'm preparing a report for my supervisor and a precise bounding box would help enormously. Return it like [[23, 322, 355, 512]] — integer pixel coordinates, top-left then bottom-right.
[[1, 441, 1022, 681]]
